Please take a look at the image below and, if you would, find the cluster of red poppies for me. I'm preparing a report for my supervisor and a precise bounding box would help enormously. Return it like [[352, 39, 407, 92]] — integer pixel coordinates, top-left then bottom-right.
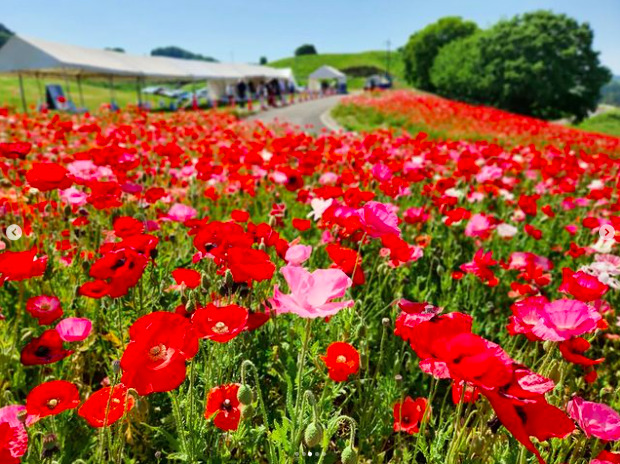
[[0, 97, 619, 463], [345, 90, 620, 155]]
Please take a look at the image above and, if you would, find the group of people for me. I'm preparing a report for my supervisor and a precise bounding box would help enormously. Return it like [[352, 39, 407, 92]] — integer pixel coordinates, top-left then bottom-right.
[[225, 78, 297, 108]]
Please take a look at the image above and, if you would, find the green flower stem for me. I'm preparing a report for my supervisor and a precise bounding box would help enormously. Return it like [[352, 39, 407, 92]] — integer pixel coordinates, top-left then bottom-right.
[[293, 319, 313, 440], [169, 390, 189, 459], [240, 360, 276, 463], [317, 415, 357, 464]]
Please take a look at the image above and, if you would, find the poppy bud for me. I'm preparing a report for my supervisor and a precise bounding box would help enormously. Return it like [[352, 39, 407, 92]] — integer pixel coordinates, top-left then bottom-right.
[[237, 384, 253, 405], [201, 274, 209, 292], [186, 297, 197, 314], [341, 446, 357, 464], [16, 409, 28, 423], [304, 422, 323, 447], [41, 433, 59, 459], [240, 403, 254, 419]]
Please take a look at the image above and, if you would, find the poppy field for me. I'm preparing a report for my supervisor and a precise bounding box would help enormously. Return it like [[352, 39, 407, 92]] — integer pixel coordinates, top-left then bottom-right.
[[0, 95, 620, 464]]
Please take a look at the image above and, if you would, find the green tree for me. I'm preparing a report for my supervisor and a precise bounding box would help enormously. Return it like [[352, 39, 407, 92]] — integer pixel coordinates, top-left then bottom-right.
[[151, 46, 217, 62], [402, 16, 478, 91], [295, 44, 317, 56], [105, 47, 125, 53], [430, 10, 612, 121], [259, 56, 268, 65]]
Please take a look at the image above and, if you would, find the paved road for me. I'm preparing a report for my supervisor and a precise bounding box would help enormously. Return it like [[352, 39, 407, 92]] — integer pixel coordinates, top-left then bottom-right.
[[247, 95, 344, 133]]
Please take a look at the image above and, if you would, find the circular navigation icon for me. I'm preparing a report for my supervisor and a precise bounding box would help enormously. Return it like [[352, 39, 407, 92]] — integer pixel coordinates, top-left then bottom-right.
[[5, 224, 22, 241]]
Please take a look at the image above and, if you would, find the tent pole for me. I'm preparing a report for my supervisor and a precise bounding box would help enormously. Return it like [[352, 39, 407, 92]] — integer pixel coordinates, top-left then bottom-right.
[[77, 75, 85, 109], [36, 73, 44, 109], [63, 72, 73, 104], [18, 74, 28, 114]]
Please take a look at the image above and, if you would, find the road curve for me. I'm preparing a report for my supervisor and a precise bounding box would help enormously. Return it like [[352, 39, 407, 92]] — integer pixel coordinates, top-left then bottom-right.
[[246, 94, 345, 133]]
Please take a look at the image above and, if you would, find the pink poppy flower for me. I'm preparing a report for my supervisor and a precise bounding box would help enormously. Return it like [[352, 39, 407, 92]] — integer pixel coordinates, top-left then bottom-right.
[[55, 317, 93, 342], [531, 299, 602, 341], [567, 397, 620, 441], [269, 265, 353, 318], [284, 244, 312, 266], [0, 405, 30, 461], [465, 214, 493, 239], [166, 203, 197, 223], [60, 187, 88, 207], [357, 201, 400, 238]]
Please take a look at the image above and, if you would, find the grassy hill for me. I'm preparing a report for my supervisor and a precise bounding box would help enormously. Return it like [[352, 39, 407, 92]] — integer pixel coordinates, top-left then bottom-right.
[[269, 51, 406, 89], [0, 75, 138, 111]]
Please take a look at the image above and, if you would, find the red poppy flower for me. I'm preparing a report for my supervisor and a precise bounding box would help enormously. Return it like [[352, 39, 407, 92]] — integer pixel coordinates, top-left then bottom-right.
[[593, 450, 620, 463], [231, 210, 249, 222], [25, 162, 73, 192], [559, 268, 608, 302], [191, 303, 248, 343], [20, 329, 73, 365], [0, 141, 31, 160], [485, 391, 574, 464], [87, 248, 148, 298], [204, 384, 241, 431], [558, 337, 605, 367], [0, 248, 47, 283], [246, 310, 270, 331], [440, 333, 513, 390], [120, 312, 199, 395], [78, 280, 110, 299], [172, 268, 201, 289], [144, 187, 166, 204], [326, 243, 365, 286], [78, 384, 135, 427], [292, 218, 312, 231], [320, 342, 360, 382], [518, 194, 540, 217], [26, 380, 80, 422], [113, 216, 144, 238], [25, 295, 63, 325], [225, 247, 275, 284], [451, 380, 480, 404], [393, 396, 429, 434]]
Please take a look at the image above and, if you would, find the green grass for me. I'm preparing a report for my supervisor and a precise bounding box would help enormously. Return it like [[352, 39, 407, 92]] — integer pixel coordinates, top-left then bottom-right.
[[0, 75, 138, 111], [574, 108, 620, 137], [269, 50, 407, 89]]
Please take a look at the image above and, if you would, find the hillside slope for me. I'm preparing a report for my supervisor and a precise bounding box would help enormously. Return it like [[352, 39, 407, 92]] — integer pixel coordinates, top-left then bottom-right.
[[270, 51, 406, 88]]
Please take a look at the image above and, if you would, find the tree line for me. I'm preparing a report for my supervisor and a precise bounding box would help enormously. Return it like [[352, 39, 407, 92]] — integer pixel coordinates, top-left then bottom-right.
[[402, 11, 612, 122]]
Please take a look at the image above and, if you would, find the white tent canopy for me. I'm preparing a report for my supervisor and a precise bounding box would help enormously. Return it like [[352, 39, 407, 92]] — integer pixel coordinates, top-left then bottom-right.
[[308, 65, 345, 80], [308, 65, 346, 91], [0, 35, 289, 81]]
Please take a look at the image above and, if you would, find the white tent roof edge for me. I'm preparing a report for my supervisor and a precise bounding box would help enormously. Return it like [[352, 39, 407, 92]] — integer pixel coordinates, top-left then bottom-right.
[[0, 35, 293, 82]]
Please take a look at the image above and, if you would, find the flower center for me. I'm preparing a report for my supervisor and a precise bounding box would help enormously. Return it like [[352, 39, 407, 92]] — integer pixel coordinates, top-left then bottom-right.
[[213, 321, 229, 334], [222, 399, 232, 411], [47, 399, 59, 409], [148, 344, 167, 361], [336, 355, 347, 363], [402, 415, 410, 424]]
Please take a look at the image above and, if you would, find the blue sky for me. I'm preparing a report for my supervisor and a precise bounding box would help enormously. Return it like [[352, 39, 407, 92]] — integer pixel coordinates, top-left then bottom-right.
[[3, 0, 620, 74]]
